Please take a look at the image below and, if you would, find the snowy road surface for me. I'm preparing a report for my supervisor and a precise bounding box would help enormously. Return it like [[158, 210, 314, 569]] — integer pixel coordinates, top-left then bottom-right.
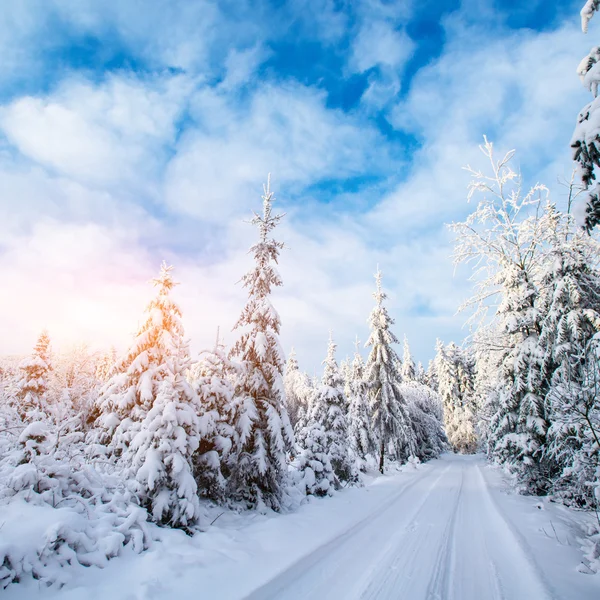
[[5, 454, 600, 600], [246, 454, 580, 600]]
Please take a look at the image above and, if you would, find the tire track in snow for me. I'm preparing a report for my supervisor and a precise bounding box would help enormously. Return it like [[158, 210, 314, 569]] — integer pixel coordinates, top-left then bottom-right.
[[424, 461, 464, 600], [243, 462, 452, 600], [474, 463, 559, 600], [357, 458, 465, 600]]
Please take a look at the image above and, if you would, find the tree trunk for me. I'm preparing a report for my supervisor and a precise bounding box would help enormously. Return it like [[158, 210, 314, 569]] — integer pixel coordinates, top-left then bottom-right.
[[379, 439, 385, 474]]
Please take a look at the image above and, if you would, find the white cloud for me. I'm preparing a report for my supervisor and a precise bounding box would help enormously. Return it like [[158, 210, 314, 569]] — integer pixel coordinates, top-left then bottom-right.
[[0, 1, 594, 376]]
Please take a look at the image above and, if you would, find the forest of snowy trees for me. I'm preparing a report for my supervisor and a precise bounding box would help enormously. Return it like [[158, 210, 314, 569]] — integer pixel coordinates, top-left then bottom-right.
[[0, 178, 447, 588], [2, 0, 600, 590]]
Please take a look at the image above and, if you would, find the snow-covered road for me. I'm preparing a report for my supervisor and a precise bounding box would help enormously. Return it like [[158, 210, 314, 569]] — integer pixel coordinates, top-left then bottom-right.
[[245, 454, 597, 600], [6, 454, 599, 600]]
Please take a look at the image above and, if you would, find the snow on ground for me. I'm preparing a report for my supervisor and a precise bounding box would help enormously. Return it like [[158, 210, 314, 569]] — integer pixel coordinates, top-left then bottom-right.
[[3, 454, 600, 600]]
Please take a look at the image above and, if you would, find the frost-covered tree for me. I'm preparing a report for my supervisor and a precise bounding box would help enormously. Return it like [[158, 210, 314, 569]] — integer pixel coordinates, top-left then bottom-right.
[[294, 422, 335, 497], [365, 270, 416, 472], [451, 140, 557, 470], [191, 339, 237, 504], [227, 176, 294, 510], [347, 339, 376, 461], [415, 362, 427, 385], [305, 334, 357, 485], [401, 336, 416, 382], [539, 225, 600, 503], [571, 0, 600, 231], [96, 347, 117, 382], [93, 263, 191, 459], [94, 263, 202, 528], [17, 331, 52, 420], [548, 335, 600, 508], [433, 341, 477, 454], [283, 348, 311, 429], [125, 373, 201, 529], [400, 381, 447, 461]]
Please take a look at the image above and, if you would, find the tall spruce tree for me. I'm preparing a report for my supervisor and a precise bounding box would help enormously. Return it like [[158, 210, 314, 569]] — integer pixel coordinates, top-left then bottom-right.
[[365, 270, 416, 472], [227, 176, 294, 510]]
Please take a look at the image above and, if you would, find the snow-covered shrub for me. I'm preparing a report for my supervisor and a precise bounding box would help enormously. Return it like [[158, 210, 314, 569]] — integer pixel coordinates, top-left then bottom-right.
[[293, 422, 335, 497], [0, 417, 151, 589]]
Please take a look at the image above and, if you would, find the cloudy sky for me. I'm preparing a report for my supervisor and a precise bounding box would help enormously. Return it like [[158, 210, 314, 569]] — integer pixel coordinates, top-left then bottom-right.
[[0, 0, 593, 372]]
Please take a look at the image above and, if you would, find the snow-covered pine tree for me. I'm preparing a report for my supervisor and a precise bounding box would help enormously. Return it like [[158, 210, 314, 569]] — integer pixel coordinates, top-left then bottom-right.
[[434, 341, 478, 454], [294, 421, 336, 497], [305, 334, 357, 485], [16, 331, 52, 420], [227, 176, 294, 510], [283, 348, 311, 429], [571, 0, 600, 231], [451, 140, 558, 477], [365, 270, 416, 473], [92, 263, 202, 529], [540, 223, 600, 504], [415, 362, 427, 385], [191, 335, 237, 504], [347, 338, 376, 462], [126, 371, 201, 530], [400, 381, 447, 461], [401, 336, 416, 382]]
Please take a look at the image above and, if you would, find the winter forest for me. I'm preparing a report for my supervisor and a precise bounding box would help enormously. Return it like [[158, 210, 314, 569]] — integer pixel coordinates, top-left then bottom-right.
[[2, 1, 600, 599]]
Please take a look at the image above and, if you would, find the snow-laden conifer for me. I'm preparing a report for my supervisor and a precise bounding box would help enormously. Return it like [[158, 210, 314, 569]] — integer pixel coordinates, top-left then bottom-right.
[[294, 421, 335, 497], [191, 336, 237, 504], [401, 336, 416, 382], [305, 334, 357, 485], [400, 381, 447, 460], [571, 0, 600, 230], [365, 270, 416, 472], [283, 348, 311, 429], [227, 176, 294, 510], [17, 331, 51, 420], [434, 341, 477, 454], [125, 373, 201, 529], [94, 263, 191, 458], [347, 338, 376, 461]]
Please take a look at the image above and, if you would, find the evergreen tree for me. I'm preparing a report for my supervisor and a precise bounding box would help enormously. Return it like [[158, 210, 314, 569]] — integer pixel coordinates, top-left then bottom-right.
[[365, 270, 416, 472], [400, 381, 447, 461], [306, 334, 357, 485], [415, 362, 427, 385], [17, 331, 52, 420], [192, 339, 236, 504], [294, 421, 335, 497], [434, 341, 477, 454], [126, 373, 202, 529], [347, 338, 376, 461], [541, 228, 600, 503], [283, 348, 311, 429], [227, 176, 294, 510], [94, 263, 202, 528], [401, 336, 416, 382], [572, 0, 600, 231]]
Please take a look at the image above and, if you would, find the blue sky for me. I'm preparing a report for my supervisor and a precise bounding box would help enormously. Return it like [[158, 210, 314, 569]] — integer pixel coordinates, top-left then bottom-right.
[[0, 0, 593, 371]]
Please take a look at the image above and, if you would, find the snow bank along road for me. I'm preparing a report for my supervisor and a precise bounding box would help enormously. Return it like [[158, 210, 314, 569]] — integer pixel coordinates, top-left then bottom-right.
[[245, 454, 600, 600], [7, 454, 599, 600]]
